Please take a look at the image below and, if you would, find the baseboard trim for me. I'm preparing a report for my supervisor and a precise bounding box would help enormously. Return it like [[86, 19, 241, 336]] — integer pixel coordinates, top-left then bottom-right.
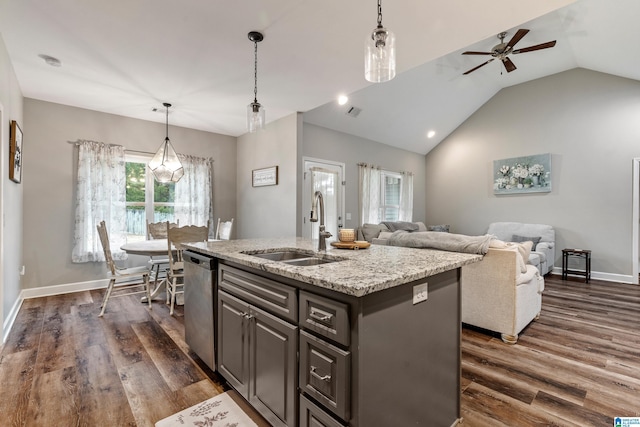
[[2, 295, 24, 344], [20, 279, 108, 300], [550, 267, 635, 284]]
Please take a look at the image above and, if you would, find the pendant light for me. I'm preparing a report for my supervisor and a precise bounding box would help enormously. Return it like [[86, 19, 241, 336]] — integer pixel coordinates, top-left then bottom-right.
[[365, 0, 396, 83], [247, 31, 265, 132], [148, 102, 184, 183]]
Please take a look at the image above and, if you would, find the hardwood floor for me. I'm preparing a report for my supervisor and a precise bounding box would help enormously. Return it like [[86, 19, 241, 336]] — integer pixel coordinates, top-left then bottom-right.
[[0, 275, 638, 426], [461, 274, 640, 426]]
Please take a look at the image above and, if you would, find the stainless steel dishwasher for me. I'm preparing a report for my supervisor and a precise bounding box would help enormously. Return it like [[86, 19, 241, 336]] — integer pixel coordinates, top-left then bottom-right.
[[183, 250, 217, 371]]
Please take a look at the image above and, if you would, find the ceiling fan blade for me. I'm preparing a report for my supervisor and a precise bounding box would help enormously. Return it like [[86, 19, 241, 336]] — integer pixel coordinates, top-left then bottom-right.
[[506, 29, 530, 49], [463, 58, 495, 75], [512, 40, 557, 54], [462, 51, 494, 55], [502, 57, 517, 73]]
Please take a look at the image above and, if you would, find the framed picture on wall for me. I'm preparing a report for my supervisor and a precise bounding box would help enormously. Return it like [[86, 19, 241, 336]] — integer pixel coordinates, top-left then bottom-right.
[[493, 153, 551, 195], [252, 166, 278, 187], [9, 120, 23, 184]]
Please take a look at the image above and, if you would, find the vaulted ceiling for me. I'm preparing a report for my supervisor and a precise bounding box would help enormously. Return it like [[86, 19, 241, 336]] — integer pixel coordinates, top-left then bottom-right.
[[2, 0, 636, 155]]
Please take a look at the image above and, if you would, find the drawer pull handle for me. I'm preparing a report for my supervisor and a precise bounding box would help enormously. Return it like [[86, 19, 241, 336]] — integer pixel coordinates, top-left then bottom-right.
[[310, 366, 332, 382], [243, 313, 254, 320], [309, 308, 332, 322]]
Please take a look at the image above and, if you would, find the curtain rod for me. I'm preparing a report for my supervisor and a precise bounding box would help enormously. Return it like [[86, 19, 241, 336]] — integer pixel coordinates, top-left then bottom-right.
[[68, 140, 214, 161]]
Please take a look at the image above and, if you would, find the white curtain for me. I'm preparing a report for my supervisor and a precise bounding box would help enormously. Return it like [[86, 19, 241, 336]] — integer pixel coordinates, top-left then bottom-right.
[[72, 140, 127, 262], [358, 163, 381, 225], [175, 154, 212, 231], [399, 171, 414, 221]]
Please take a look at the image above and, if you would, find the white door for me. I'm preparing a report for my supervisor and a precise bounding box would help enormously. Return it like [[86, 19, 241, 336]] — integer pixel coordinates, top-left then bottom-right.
[[302, 158, 345, 242]]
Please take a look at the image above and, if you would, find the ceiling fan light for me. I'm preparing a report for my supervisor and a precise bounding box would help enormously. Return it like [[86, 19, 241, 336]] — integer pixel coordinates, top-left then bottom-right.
[[365, 26, 396, 83]]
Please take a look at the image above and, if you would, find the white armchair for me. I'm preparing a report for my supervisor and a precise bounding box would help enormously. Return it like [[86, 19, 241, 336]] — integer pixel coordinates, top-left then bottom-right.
[[461, 246, 545, 344], [486, 222, 555, 275]]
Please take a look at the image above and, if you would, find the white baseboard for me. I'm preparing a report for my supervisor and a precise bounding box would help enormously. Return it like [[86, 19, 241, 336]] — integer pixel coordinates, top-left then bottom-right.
[[2, 295, 23, 344], [550, 266, 636, 284]]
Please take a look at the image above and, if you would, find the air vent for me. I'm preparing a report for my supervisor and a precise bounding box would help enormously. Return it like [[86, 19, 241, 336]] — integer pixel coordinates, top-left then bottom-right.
[[345, 106, 362, 118]]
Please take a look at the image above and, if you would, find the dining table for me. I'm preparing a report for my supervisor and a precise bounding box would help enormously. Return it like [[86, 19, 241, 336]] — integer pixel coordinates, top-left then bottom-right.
[[120, 238, 218, 302]]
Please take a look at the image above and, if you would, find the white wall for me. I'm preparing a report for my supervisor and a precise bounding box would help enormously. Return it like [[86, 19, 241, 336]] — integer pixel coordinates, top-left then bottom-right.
[[302, 123, 427, 228], [425, 68, 640, 281], [236, 113, 301, 238], [22, 99, 237, 290], [0, 34, 24, 334]]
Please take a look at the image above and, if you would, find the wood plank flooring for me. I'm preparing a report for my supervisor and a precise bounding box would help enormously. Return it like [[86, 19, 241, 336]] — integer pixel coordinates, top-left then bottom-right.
[[1, 275, 638, 426]]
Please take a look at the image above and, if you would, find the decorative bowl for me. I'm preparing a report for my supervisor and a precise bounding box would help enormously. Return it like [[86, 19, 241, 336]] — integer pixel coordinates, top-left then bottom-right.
[[338, 228, 355, 242]]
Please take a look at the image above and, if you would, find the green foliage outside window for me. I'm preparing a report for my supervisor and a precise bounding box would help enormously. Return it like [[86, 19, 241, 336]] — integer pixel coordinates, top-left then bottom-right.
[[126, 162, 175, 214]]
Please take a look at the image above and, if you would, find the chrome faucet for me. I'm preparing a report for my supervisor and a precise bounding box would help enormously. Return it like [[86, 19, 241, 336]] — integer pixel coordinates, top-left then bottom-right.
[[310, 190, 332, 251]]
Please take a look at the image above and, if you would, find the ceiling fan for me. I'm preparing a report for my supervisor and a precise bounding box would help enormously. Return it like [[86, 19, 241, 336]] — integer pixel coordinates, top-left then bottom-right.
[[462, 29, 556, 75]]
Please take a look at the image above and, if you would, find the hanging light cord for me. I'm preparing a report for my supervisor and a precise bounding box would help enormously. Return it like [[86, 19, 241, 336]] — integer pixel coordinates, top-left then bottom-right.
[[377, 0, 383, 28], [165, 105, 169, 141], [253, 40, 259, 104]]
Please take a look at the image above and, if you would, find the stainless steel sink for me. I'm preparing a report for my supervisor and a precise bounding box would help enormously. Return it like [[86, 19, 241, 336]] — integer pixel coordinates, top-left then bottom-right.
[[242, 249, 343, 266], [244, 250, 314, 261], [283, 257, 336, 266]]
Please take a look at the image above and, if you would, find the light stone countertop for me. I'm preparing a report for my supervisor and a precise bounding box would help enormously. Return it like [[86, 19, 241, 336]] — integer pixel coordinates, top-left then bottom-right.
[[183, 237, 482, 297]]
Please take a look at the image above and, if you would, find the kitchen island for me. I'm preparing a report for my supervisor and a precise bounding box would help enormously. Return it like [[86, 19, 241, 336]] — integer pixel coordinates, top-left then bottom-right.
[[183, 237, 481, 427]]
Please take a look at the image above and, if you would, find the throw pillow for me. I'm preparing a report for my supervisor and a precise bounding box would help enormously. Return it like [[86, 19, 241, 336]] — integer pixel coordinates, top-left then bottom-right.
[[427, 224, 450, 232], [512, 234, 541, 251], [361, 223, 389, 242]]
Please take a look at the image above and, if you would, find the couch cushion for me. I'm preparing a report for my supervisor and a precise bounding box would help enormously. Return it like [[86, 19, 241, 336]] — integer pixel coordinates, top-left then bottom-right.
[[528, 253, 541, 268], [512, 234, 541, 251], [361, 223, 389, 242]]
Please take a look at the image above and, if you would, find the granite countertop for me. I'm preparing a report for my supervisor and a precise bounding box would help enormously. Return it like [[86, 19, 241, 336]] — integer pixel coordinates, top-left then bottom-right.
[[183, 237, 482, 297]]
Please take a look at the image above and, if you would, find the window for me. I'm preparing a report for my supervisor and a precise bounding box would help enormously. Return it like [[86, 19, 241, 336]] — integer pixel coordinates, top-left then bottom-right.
[[358, 163, 413, 225], [126, 154, 176, 242], [380, 171, 402, 221]]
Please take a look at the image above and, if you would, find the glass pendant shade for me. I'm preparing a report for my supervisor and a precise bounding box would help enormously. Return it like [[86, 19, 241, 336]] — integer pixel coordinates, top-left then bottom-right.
[[149, 137, 184, 183], [365, 26, 396, 83], [149, 102, 183, 183], [247, 101, 265, 133]]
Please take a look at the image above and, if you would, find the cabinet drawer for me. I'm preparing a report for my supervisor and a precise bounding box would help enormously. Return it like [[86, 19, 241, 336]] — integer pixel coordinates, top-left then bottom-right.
[[299, 330, 350, 421], [299, 395, 346, 427], [299, 291, 349, 347], [219, 264, 297, 323]]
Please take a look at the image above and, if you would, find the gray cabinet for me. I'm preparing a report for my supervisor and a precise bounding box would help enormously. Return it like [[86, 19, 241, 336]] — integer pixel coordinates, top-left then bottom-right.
[[217, 261, 461, 427], [218, 265, 298, 427]]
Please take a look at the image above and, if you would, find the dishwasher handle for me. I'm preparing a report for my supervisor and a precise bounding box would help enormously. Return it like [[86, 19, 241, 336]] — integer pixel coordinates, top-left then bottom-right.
[[183, 250, 216, 270]]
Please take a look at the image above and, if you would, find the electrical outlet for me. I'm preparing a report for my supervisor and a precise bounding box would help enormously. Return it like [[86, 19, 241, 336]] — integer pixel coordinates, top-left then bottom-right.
[[413, 283, 428, 305]]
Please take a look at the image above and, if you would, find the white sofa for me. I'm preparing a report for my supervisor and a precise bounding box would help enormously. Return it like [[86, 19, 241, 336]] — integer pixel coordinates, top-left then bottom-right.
[[486, 222, 555, 275], [461, 246, 544, 344]]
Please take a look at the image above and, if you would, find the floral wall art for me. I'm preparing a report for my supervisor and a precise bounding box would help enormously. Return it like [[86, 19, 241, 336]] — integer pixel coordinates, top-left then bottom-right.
[[493, 153, 551, 195]]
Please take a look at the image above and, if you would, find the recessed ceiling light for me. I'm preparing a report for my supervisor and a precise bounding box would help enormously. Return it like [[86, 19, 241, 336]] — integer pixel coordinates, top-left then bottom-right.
[[427, 130, 436, 139], [338, 95, 349, 105], [38, 54, 62, 67]]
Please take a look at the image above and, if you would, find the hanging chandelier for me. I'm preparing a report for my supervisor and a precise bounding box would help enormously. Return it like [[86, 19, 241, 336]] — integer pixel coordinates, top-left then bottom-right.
[[365, 0, 396, 83], [148, 102, 184, 183], [247, 31, 265, 132]]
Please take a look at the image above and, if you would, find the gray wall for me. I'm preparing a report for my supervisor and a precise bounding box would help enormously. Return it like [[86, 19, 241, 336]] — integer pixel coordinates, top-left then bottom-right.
[[0, 34, 24, 329], [302, 123, 427, 229], [425, 68, 640, 279], [22, 99, 237, 290], [236, 113, 301, 238]]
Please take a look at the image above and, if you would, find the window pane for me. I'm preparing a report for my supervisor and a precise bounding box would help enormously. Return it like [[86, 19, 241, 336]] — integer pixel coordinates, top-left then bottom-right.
[[126, 162, 147, 241], [385, 176, 401, 205], [384, 207, 399, 221], [154, 180, 176, 222]]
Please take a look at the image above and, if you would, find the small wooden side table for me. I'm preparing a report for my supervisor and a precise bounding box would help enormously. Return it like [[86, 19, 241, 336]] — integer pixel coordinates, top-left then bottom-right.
[[562, 249, 591, 283]]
